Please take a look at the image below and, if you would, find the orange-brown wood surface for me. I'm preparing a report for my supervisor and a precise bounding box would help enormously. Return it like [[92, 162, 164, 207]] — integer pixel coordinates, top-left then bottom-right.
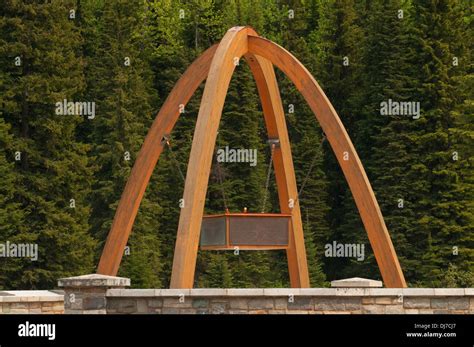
[[203, 213, 293, 218], [97, 26, 406, 289], [96, 44, 218, 276], [245, 52, 310, 287], [248, 36, 406, 288], [170, 27, 253, 288], [201, 245, 289, 251]]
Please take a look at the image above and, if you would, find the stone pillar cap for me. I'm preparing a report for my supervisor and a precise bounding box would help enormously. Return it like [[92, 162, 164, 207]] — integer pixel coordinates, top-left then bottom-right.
[[58, 274, 130, 288], [331, 277, 383, 288]]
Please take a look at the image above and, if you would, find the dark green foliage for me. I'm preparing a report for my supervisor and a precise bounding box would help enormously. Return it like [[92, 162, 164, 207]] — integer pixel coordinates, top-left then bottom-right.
[[0, 0, 96, 288], [0, 118, 25, 289], [311, 0, 366, 281], [406, 0, 473, 286], [0, 0, 471, 289], [82, 0, 162, 288], [274, 0, 329, 286]]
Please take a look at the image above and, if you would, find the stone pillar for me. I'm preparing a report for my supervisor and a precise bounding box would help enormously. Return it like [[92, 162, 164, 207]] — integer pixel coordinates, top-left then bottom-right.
[[58, 274, 130, 314]]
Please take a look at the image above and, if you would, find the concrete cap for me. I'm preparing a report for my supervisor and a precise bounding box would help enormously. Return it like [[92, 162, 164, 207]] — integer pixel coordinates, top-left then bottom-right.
[[58, 274, 130, 288], [331, 277, 383, 288]]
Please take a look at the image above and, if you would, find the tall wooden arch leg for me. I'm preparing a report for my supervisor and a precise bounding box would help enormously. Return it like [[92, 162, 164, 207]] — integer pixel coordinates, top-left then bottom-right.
[[97, 44, 218, 276], [248, 37, 406, 288], [245, 53, 310, 288], [170, 27, 253, 288], [98, 25, 405, 289]]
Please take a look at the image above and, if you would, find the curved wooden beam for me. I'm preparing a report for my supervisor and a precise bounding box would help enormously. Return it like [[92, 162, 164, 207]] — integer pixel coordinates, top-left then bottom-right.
[[170, 27, 254, 288], [98, 26, 406, 289], [248, 36, 406, 288], [97, 44, 218, 276], [245, 52, 310, 287]]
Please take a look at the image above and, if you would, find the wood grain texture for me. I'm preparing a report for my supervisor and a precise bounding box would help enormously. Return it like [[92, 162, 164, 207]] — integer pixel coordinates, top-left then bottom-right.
[[248, 36, 407, 288], [170, 27, 253, 288], [96, 44, 218, 276], [98, 26, 406, 289], [245, 52, 310, 287]]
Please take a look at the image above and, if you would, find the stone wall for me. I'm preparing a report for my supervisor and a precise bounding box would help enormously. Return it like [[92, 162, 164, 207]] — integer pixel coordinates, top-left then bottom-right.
[[0, 290, 64, 314], [105, 288, 474, 314], [2, 275, 470, 315], [55, 274, 474, 315]]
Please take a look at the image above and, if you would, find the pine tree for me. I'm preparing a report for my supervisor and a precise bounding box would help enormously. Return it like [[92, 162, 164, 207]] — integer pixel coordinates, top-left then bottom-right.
[[0, 117, 26, 289], [143, 0, 196, 287], [0, 0, 96, 288], [407, 0, 474, 285], [340, 0, 417, 281], [273, 0, 331, 285], [286, 0, 330, 287], [218, 0, 281, 38], [302, 208, 327, 287], [199, 253, 233, 288], [0, 15, 25, 288], [183, 0, 226, 50], [84, 0, 162, 288], [310, 0, 368, 281]]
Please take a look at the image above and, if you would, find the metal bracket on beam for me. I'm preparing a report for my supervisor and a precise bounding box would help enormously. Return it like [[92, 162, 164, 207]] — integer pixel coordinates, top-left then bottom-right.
[[161, 134, 171, 146], [267, 138, 280, 148]]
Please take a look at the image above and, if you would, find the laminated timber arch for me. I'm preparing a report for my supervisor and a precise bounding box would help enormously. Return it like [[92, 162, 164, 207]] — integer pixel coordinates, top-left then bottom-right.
[[97, 26, 407, 289]]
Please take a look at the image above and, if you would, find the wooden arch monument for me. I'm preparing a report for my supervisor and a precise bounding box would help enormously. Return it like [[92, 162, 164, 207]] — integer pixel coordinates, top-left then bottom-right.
[[97, 27, 407, 289]]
